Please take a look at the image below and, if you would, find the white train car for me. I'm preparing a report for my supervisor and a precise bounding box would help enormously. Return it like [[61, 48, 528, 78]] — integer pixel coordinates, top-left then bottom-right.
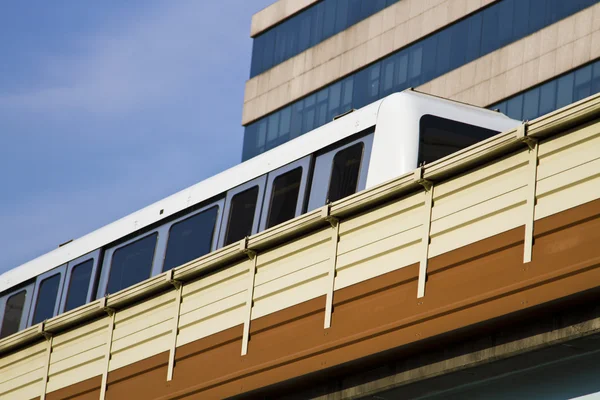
[[0, 90, 521, 339]]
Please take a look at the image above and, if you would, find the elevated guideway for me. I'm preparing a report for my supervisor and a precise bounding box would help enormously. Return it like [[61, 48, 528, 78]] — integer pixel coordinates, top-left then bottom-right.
[[2, 94, 600, 400]]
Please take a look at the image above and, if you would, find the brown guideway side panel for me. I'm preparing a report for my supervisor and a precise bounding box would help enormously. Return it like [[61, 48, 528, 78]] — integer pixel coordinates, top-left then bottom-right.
[[49, 199, 600, 399]]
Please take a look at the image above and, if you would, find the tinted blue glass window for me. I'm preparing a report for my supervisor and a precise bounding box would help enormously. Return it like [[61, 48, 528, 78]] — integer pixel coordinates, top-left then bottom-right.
[[0, 291, 26, 339], [107, 233, 157, 294], [32, 274, 61, 325], [522, 88, 540, 121], [250, 0, 402, 77], [491, 60, 600, 121], [243, 0, 598, 160], [64, 260, 94, 312], [163, 206, 219, 272]]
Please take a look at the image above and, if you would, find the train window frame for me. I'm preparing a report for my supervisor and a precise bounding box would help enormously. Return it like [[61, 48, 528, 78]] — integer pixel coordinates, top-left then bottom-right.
[[259, 155, 311, 231], [162, 199, 225, 272], [27, 265, 66, 327], [97, 231, 162, 298], [307, 132, 374, 211], [0, 283, 34, 338], [218, 176, 266, 248], [59, 249, 101, 313]]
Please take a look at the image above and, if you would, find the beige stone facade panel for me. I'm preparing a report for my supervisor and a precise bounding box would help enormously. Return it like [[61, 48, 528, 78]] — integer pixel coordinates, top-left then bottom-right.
[[250, 0, 320, 37], [420, 6, 598, 109], [243, 0, 501, 125]]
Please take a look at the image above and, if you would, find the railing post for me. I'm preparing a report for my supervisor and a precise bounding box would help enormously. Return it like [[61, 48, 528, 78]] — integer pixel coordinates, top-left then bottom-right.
[[518, 122, 539, 263], [99, 300, 115, 400], [241, 238, 257, 356], [415, 167, 434, 299], [166, 271, 183, 381], [323, 204, 340, 329], [39, 323, 53, 400]]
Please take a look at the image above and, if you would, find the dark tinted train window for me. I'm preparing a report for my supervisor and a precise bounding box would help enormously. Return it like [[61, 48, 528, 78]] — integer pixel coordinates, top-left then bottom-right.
[[163, 206, 219, 272], [418, 115, 499, 165], [65, 260, 94, 312], [107, 233, 157, 294], [327, 143, 364, 203], [267, 167, 303, 229], [32, 274, 61, 325], [0, 291, 26, 339], [225, 186, 259, 246]]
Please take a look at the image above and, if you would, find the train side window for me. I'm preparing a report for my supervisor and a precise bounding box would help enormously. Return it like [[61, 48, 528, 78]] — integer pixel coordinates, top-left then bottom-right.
[[60, 250, 101, 313], [163, 205, 219, 272], [27, 265, 66, 327], [225, 186, 259, 246], [327, 143, 364, 203], [307, 133, 374, 211], [418, 115, 499, 165], [0, 291, 27, 339], [266, 168, 303, 229], [64, 260, 94, 312], [106, 233, 158, 294], [218, 176, 266, 248], [32, 274, 61, 325]]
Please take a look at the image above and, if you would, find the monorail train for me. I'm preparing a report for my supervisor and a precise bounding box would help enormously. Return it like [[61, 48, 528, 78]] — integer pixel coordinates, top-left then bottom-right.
[[0, 90, 521, 339]]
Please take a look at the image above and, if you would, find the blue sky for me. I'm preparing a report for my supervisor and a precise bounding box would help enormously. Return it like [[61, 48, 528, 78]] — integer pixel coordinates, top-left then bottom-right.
[[0, 0, 273, 274]]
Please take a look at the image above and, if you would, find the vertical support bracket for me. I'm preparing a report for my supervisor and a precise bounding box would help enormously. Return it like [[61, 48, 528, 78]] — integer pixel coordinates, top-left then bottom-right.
[[323, 204, 340, 329], [518, 122, 539, 263], [166, 271, 183, 381], [99, 301, 116, 400], [39, 323, 53, 400], [240, 238, 257, 356], [414, 167, 434, 299]]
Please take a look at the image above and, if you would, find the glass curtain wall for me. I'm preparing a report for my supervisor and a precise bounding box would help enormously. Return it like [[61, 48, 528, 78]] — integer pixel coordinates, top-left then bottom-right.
[[491, 60, 600, 121], [243, 0, 598, 161], [250, 0, 401, 77]]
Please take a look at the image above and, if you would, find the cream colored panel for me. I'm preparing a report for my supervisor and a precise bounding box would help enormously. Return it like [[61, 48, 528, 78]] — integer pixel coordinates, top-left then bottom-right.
[[335, 234, 421, 291], [50, 318, 107, 363], [536, 160, 600, 220], [535, 122, 600, 219], [338, 196, 424, 256], [255, 239, 330, 286], [432, 152, 528, 221], [177, 261, 249, 347], [107, 291, 175, 371], [0, 370, 43, 400], [47, 318, 109, 393], [537, 121, 600, 161], [47, 347, 105, 392], [430, 199, 526, 258], [251, 228, 332, 319], [0, 341, 45, 382], [338, 194, 423, 236], [252, 260, 329, 320], [538, 133, 600, 181], [256, 228, 331, 267], [177, 306, 246, 347], [0, 341, 46, 400], [334, 193, 425, 290]]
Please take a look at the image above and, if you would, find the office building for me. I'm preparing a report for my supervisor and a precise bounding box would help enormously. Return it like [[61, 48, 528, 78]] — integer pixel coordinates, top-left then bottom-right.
[[242, 0, 600, 160]]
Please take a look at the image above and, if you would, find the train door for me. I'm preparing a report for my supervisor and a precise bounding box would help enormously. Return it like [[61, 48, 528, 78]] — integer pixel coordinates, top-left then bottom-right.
[[27, 265, 67, 326], [307, 133, 374, 211], [0, 283, 34, 339], [59, 250, 101, 313], [259, 156, 311, 231], [218, 176, 267, 247]]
